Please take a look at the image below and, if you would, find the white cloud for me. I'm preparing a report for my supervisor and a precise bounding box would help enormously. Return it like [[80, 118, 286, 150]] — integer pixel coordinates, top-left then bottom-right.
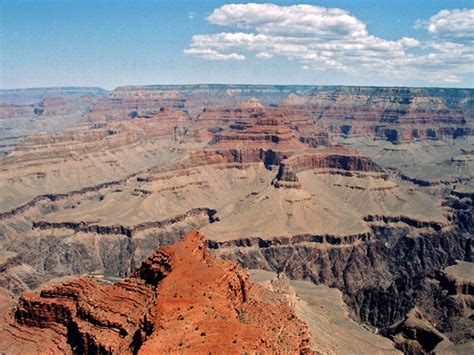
[[399, 37, 420, 47], [256, 52, 273, 59], [207, 3, 367, 38], [184, 3, 473, 84], [183, 48, 245, 61], [417, 9, 474, 42]]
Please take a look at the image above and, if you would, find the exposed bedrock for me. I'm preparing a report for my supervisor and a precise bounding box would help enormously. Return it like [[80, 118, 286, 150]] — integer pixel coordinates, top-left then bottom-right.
[[4, 233, 134, 283], [383, 192, 474, 354], [415, 269, 474, 340], [278, 151, 384, 176], [346, 228, 470, 328], [383, 308, 445, 354], [446, 191, 474, 234], [1, 232, 313, 354], [373, 125, 471, 143], [282, 86, 474, 142], [185, 147, 290, 168], [0, 178, 131, 220], [383, 261, 474, 354], [213, 223, 471, 330], [299, 132, 330, 148], [273, 148, 384, 188], [1, 209, 217, 295], [31, 207, 217, 237]]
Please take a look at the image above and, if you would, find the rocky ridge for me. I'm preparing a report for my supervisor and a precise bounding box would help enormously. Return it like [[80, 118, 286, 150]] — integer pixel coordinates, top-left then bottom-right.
[[0, 231, 313, 354], [1, 85, 473, 354], [282, 86, 473, 142]]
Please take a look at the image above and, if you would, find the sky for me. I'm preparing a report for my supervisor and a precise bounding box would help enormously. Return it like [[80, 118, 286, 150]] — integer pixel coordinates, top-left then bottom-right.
[[0, 0, 473, 89]]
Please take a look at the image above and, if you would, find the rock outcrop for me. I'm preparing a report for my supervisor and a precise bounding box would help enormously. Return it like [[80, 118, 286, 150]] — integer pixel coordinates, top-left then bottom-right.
[[1, 84, 473, 354], [273, 146, 384, 188], [282, 86, 473, 141], [0, 232, 313, 354], [211, 190, 472, 340], [419, 263, 472, 347], [384, 308, 445, 354], [384, 261, 474, 354]]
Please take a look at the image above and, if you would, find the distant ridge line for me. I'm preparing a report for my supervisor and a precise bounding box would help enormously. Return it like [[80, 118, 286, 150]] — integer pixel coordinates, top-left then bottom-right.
[[0, 86, 108, 93], [1, 84, 473, 92], [115, 83, 474, 91]]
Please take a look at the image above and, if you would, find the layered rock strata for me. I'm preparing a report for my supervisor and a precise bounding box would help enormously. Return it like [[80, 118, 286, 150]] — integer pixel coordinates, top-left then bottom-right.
[[211, 190, 472, 347], [282, 86, 473, 142], [0, 232, 313, 354], [274, 146, 384, 188], [384, 261, 474, 354]]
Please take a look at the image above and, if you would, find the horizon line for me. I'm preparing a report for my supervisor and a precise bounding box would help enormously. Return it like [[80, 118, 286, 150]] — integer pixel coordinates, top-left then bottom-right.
[[1, 83, 474, 92]]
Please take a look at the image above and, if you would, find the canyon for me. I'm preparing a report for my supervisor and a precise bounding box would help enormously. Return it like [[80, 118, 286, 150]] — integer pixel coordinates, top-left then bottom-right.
[[0, 84, 472, 354], [0, 232, 312, 354]]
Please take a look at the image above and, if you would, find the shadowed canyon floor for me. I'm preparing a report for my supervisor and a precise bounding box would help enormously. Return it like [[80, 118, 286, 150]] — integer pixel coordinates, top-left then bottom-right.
[[0, 85, 472, 354]]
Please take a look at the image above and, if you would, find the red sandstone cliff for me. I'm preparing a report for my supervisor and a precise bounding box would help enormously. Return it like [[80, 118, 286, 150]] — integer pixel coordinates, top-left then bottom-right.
[[0, 231, 313, 354]]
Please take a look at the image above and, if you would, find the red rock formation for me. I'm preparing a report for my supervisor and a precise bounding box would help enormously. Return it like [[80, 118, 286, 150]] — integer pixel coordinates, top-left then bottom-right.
[[181, 148, 290, 170], [211, 119, 301, 148], [139, 232, 312, 354], [273, 146, 384, 188], [194, 98, 321, 148], [282, 87, 473, 141], [299, 132, 330, 148], [177, 100, 321, 170], [0, 232, 313, 354], [81, 89, 186, 123], [280, 147, 383, 173], [1, 110, 189, 171]]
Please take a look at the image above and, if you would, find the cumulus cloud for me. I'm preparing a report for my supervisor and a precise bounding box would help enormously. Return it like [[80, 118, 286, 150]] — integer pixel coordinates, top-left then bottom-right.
[[207, 3, 367, 38], [417, 9, 474, 42], [399, 37, 420, 47], [184, 3, 473, 84]]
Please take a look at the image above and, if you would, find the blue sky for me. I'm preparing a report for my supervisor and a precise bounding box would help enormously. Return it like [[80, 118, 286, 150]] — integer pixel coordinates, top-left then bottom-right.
[[1, 0, 473, 89]]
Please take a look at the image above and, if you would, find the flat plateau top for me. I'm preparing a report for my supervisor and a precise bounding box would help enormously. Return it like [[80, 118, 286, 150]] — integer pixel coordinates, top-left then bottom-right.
[[444, 261, 474, 284]]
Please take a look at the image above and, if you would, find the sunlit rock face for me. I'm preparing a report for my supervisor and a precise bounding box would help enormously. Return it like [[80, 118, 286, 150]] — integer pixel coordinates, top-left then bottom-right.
[[0, 232, 312, 354], [0, 84, 472, 354]]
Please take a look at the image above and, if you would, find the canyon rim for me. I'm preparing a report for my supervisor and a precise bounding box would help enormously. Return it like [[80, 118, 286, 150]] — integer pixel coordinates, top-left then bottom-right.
[[0, 1, 473, 354]]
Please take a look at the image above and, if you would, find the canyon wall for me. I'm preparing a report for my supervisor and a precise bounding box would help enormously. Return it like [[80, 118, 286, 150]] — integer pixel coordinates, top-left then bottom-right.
[[0, 232, 313, 354], [211, 190, 472, 352]]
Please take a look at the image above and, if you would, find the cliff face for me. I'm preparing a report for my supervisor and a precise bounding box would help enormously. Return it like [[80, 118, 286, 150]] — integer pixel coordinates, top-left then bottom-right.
[[0, 232, 313, 354], [214, 225, 470, 323], [1, 84, 472, 353], [283, 86, 473, 116], [0, 208, 217, 295], [274, 147, 384, 188], [282, 86, 473, 142], [184, 147, 290, 169], [81, 90, 186, 123], [211, 191, 472, 350], [383, 260, 474, 354]]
